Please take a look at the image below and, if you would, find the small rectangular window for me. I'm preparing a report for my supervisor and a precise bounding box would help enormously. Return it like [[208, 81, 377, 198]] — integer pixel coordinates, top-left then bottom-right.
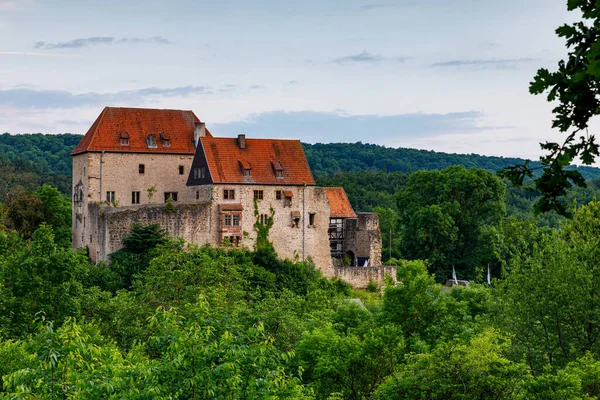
[[179, 165, 184, 175], [120, 137, 129, 146], [225, 215, 232, 226], [106, 191, 115, 203], [139, 164, 145, 174], [223, 189, 235, 200], [309, 212, 316, 227], [132, 191, 140, 204], [243, 169, 251, 177], [162, 139, 170, 147], [276, 170, 283, 178], [276, 190, 282, 200], [193, 167, 206, 180], [233, 215, 240, 226], [260, 213, 269, 225], [196, 190, 200, 200], [164, 192, 178, 202], [254, 190, 264, 200]]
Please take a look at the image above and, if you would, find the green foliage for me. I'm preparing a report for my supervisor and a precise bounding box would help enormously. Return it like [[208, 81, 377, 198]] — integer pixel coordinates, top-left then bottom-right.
[[1, 185, 71, 246], [109, 223, 169, 289], [366, 280, 379, 293], [397, 166, 506, 280], [499, 2, 600, 216], [146, 185, 157, 204], [304, 142, 600, 181], [374, 329, 528, 400], [164, 196, 175, 213], [1, 188, 45, 240], [8, 155, 600, 397], [253, 198, 276, 254], [374, 206, 401, 262], [297, 321, 404, 399], [500, 201, 600, 372], [0, 133, 81, 196], [36, 184, 72, 247], [0, 224, 87, 338]]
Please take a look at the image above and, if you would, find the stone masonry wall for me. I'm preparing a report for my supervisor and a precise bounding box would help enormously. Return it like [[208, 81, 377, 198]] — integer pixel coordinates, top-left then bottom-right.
[[208, 184, 334, 276], [343, 213, 382, 267], [86, 152, 195, 205], [72, 154, 89, 249], [333, 266, 397, 289], [74, 152, 195, 254], [88, 201, 213, 262]]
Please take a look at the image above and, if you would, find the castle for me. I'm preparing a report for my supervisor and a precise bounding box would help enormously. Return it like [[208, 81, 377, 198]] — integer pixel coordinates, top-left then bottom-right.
[[72, 107, 391, 286]]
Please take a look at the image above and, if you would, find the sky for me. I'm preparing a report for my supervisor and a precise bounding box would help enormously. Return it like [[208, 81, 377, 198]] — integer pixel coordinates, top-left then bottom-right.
[[0, 0, 583, 160]]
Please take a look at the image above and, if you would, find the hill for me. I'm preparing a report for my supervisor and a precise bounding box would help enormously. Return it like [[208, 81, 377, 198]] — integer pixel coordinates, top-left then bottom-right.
[[3, 133, 600, 201], [302, 141, 600, 180]]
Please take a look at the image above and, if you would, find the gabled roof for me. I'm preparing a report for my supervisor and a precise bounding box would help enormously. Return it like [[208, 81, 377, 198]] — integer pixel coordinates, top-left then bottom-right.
[[197, 136, 315, 185], [325, 187, 357, 218], [71, 106, 212, 155]]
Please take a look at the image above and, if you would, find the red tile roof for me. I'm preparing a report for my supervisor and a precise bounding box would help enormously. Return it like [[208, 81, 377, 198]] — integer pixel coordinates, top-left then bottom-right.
[[71, 106, 212, 155], [325, 187, 357, 218], [200, 136, 315, 185]]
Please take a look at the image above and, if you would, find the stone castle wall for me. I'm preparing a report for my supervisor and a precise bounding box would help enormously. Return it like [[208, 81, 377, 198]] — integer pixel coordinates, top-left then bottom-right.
[[74, 152, 195, 254], [81, 174, 384, 286], [87, 201, 213, 262], [334, 266, 397, 289], [208, 184, 334, 276], [87, 186, 333, 276], [344, 213, 383, 267]]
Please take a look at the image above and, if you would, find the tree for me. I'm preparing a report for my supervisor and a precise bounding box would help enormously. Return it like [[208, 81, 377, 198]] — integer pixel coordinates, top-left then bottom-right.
[[373, 329, 528, 400], [0, 224, 88, 338], [2, 188, 45, 239], [297, 319, 404, 399], [397, 166, 506, 280], [36, 184, 72, 247], [500, 1, 600, 216], [109, 223, 169, 289], [1, 185, 71, 246], [499, 202, 600, 372], [374, 207, 402, 262]]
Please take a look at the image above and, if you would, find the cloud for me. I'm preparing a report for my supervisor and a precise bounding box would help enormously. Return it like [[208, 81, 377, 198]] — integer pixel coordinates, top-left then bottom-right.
[[0, 86, 210, 108], [0, 51, 67, 56], [249, 85, 265, 89], [219, 84, 237, 93], [335, 50, 382, 64], [334, 50, 406, 64], [431, 58, 537, 68], [33, 36, 173, 49], [0, 0, 35, 11], [360, 2, 416, 10], [210, 110, 507, 144]]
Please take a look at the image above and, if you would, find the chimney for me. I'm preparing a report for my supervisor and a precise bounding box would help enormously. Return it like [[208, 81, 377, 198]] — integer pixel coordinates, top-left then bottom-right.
[[237, 134, 246, 149], [194, 122, 206, 146]]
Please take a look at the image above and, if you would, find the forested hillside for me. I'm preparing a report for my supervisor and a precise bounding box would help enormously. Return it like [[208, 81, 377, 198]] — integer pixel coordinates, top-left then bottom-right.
[[303, 141, 600, 179], [5, 134, 600, 397], [0, 133, 81, 198], [3, 182, 600, 397]]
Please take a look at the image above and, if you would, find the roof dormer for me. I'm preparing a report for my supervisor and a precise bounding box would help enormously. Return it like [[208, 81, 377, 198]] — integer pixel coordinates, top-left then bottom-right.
[[239, 159, 251, 176], [160, 131, 171, 147], [118, 131, 130, 146], [272, 161, 284, 178]]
